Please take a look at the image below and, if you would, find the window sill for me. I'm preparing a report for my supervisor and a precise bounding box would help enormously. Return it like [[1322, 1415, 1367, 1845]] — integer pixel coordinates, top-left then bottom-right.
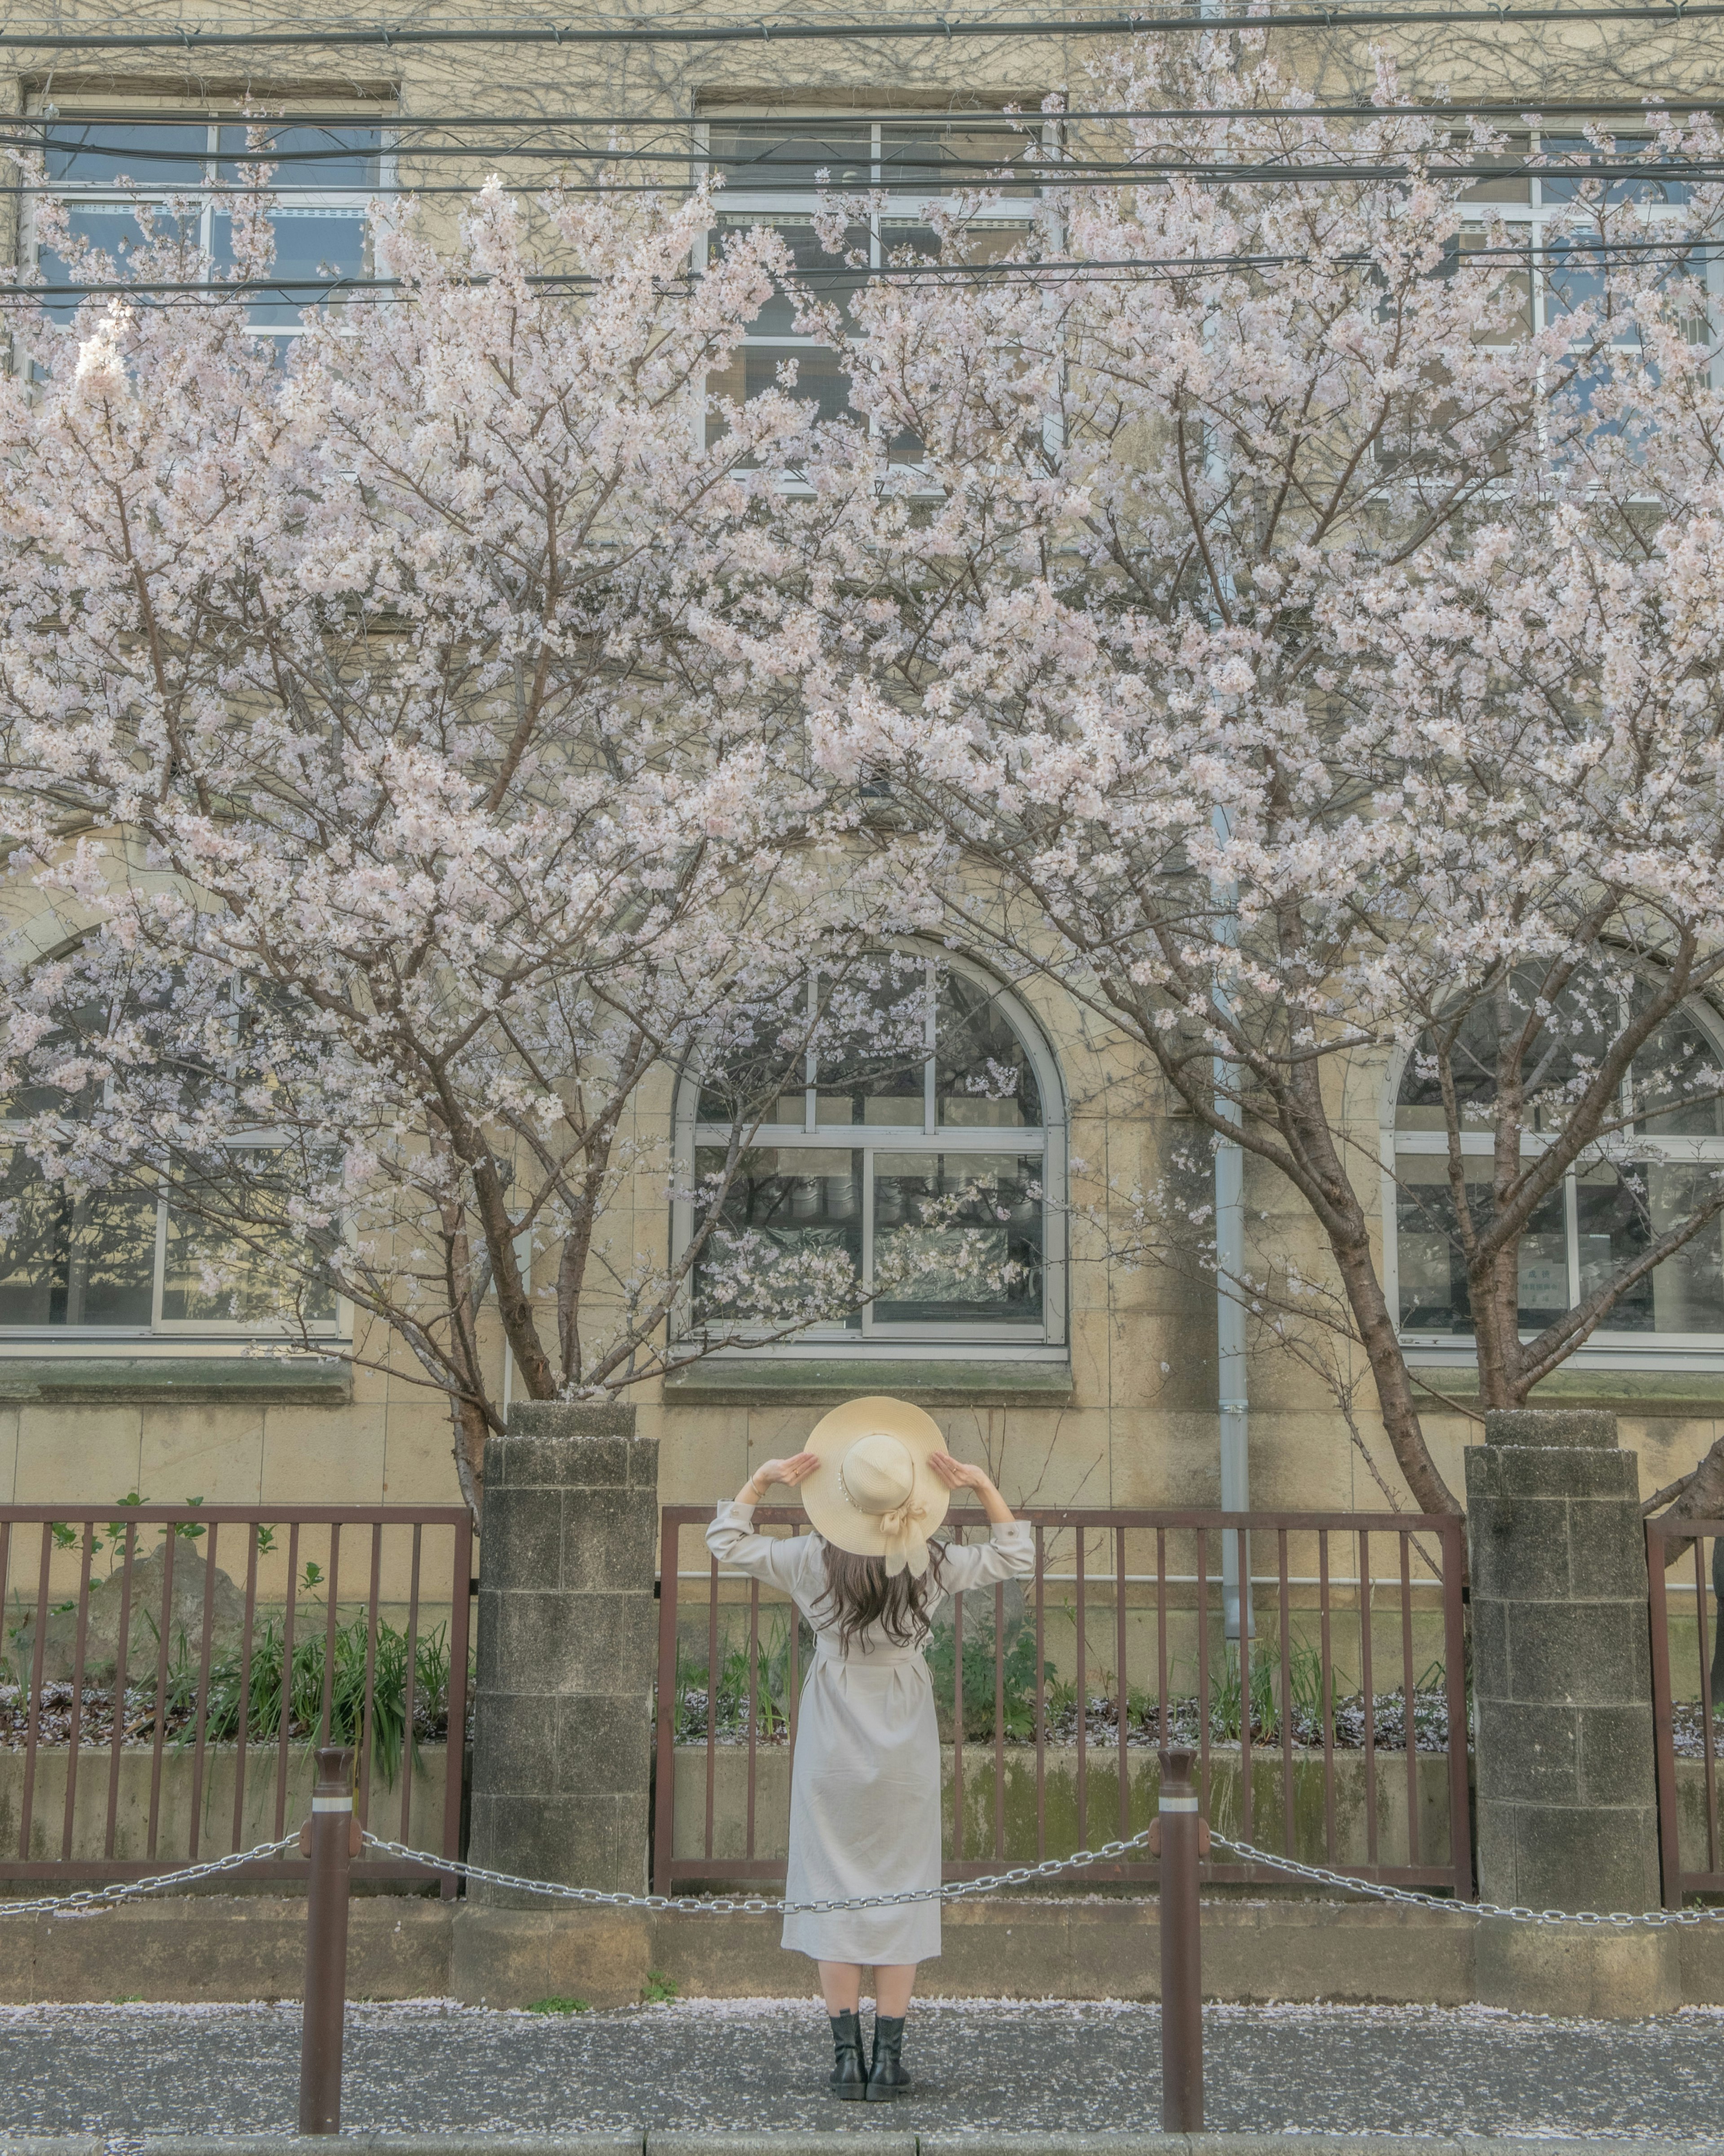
[[1407, 1362, 1724, 1420], [660, 1355, 1074, 1407], [0, 1354, 352, 1406]]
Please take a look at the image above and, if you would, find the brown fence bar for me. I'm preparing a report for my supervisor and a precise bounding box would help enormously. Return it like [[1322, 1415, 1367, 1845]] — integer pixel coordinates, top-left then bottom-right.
[[1648, 1514, 1724, 1906], [0, 1503, 472, 1887], [654, 1503, 1472, 1896]]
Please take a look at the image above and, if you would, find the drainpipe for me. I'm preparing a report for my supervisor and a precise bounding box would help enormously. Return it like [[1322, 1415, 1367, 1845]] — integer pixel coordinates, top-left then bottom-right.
[[1212, 808, 1253, 1643], [1198, 0, 1250, 1640]]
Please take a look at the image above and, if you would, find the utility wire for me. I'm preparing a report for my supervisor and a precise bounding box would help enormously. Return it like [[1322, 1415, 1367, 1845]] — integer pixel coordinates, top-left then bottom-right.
[[8, 231, 1714, 301], [24, 102, 1724, 126], [4, 3, 1724, 50], [13, 127, 1724, 182]]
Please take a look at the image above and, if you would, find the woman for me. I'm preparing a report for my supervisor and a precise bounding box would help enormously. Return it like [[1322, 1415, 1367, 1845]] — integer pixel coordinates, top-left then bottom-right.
[[705, 1395, 1034, 2103]]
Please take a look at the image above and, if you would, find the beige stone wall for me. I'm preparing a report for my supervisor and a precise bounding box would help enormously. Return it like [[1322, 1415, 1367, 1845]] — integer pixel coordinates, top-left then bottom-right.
[[3, 4, 1722, 1533]]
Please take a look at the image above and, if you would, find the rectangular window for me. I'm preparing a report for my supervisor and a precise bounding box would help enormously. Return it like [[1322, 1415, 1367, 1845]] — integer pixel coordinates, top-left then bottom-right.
[[0, 1147, 340, 1336], [699, 109, 1046, 456], [1456, 127, 1711, 357], [27, 108, 389, 345]]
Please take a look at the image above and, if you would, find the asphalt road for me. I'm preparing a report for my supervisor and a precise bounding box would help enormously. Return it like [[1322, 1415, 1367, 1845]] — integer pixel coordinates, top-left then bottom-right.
[[1, 1997, 1720, 2142]]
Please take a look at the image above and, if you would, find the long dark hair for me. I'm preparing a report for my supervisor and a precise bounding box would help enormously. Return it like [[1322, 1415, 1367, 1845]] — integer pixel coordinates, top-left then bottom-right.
[[818, 1540, 948, 1654]]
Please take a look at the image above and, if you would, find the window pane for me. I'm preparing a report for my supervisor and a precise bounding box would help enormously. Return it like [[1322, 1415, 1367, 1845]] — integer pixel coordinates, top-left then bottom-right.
[[872, 1150, 1043, 1323], [1646, 1164, 1724, 1333], [1396, 977, 1614, 1133], [813, 960, 930, 1127], [0, 1152, 156, 1326], [218, 124, 381, 189], [161, 1156, 336, 1325], [936, 972, 1042, 1127], [37, 204, 202, 324], [693, 1145, 862, 1329], [1577, 1158, 1724, 1335], [1576, 1160, 1655, 1331], [42, 119, 208, 187], [1636, 1011, 1724, 1134], [707, 120, 873, 189], [1539, 137, 1690, 207], [716, 218, 869, 337], [1458, 134, 1532, 205], [1395, 1155, 1567, 1333], [212, 207, 365, 322], [878, 122, 1035, 194]]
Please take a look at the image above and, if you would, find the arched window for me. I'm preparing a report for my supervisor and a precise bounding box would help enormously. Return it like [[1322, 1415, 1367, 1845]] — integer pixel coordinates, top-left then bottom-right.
[[1388, 1000, 1724, 1345], [673, 954, 1065, 1353]]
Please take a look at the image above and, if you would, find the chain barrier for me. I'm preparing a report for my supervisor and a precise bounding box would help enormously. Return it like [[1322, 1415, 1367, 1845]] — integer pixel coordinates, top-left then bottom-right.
[[366, 1829, 1724, 1930], [0, 1834, 301, 1918], [3, 1822, 1716, 1931], [1206, 1833, 1724, 1928], [359, 1826, 1159, 1912]]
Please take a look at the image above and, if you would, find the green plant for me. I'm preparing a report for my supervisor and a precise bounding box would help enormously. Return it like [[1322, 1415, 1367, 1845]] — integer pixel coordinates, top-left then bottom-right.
[[143, 1613, 467, 1784], [673, 1609, 807, 1741], [642, 1970, 678, 2005], [528, 1996, 589, 2014], [927, 1618, 1054, 1740]]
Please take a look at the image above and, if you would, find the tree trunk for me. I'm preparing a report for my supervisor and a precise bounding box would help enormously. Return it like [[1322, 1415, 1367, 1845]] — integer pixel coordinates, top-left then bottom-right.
[[1329, 1221, 1464, 1518], [450, 1393, 491, 1529]]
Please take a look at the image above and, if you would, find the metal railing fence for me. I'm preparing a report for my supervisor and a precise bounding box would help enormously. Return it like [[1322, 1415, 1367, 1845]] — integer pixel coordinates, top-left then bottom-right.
[[0, 1503, 472, 1890], [1647, 1515, 1724, 1905], [652, 1504, 1472, 1899]]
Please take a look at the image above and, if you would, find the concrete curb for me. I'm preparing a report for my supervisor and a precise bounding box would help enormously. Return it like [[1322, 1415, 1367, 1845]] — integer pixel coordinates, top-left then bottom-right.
[[82, 2136, 1724, 2155]]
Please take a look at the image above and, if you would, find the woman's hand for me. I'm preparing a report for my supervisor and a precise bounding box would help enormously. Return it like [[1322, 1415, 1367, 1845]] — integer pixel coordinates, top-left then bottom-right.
[[930, 1451, 1015, 1524], [740, 1451, 821, 1503], [929, 1451, 992, 1493]]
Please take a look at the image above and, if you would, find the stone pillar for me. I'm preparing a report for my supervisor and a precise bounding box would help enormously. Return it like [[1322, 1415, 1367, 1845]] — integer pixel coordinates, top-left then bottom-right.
[[466, 1400, 660, 1902], [1467, 1406, 1677, 2014]]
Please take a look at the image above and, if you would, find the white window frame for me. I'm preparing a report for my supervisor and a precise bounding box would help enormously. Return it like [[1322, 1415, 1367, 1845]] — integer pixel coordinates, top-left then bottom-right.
[[21, 103, 395, 345], [1381, 1000, 1724, 1371], [671, 949, 1067, 1362], [694, 108, 1051, 457], [0, 1129, 350, 1346], [1458, 126, 1719, 368]]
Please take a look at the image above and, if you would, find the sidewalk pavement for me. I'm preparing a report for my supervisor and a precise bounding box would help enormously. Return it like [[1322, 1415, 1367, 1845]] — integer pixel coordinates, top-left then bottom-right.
[[2, 1997, 1722, 2144]]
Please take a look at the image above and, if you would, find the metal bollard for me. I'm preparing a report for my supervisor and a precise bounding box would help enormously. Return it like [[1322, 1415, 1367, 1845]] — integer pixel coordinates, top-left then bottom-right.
[[299, 1745, 356, 2136], [1157, 1743, 1205, 2132]]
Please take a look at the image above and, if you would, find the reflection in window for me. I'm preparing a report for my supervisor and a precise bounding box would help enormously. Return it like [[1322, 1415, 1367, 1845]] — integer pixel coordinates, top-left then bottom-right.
[[0, 963, 340, 1336], [682, 957, 1060, 1343], [872, 1151, 1043, 1323], [701, 111, 1044, 459], [0, 1145, 339, 1334], [1392, 994, 1724, 1342], [29, 111, 383, 338]]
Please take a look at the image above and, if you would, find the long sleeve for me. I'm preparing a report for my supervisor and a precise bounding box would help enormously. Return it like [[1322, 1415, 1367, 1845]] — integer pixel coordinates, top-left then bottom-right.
[[936, 1519, 1035, 1594], [704, 1499, 819, 1596]]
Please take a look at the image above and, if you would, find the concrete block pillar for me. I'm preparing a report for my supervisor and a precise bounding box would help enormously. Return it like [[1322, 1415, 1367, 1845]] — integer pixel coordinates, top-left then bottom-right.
[[466, 1400, 660, 1905], [1466, 1406, 1677, 2015]]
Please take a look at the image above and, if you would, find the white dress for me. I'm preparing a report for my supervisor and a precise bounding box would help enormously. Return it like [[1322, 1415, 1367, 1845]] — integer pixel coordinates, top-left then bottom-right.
[[704, 1499, 1036, 1964]]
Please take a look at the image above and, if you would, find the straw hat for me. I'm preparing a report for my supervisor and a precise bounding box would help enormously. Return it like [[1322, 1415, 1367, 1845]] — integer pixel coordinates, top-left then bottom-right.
[[800, 1395, 951, 1579]]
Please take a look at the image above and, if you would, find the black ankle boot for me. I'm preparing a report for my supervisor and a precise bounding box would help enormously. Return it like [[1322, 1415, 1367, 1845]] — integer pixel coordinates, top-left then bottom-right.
[[828, 2011, 867, 2099], [866, 2013, 911, 2100]]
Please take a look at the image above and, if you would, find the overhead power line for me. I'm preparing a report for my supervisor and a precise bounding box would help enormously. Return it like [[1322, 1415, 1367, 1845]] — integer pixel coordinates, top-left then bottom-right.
[[7, 229, 1713, 301], [4, 3, 1724, 51], [17, 138, 1724, 188], [24, 102, 1724, 126]]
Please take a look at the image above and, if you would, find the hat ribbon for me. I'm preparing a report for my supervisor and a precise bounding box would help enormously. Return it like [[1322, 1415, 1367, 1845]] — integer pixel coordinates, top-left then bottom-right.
[[879, 1497, 930, 1580]]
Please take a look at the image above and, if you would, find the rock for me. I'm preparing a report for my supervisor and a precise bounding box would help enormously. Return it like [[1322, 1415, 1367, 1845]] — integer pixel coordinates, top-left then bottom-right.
[[10, 1541, 250, 1685]]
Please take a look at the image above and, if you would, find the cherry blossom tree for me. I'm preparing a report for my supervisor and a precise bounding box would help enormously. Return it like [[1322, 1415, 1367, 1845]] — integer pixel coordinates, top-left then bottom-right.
[[792, 31, 1724, 1520], [0, 174, 913, 1517]]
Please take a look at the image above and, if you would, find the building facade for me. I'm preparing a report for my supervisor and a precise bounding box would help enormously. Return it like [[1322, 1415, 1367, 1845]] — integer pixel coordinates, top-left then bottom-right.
[[2, 1, 1723, 1532]]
